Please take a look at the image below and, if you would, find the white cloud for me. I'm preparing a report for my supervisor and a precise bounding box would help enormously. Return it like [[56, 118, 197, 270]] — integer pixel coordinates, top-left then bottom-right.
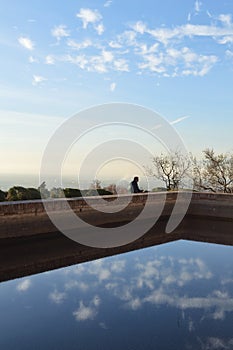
[[105, 282, 119, 290], [99, 322, 108, 329], [18, 36, 34, 50], [131, 21, 147, 35], [29, 55, 38, 63], [98, 267, 111, 280], [104, 0, 112, 8], [114, 58, 129, 71], [45, 55, 55, 65], [64, 50, 116, 73], [64, 54, 88, 69], [90, 58, 108, 73], [134, 21, 233, 46], [51, 25, 69, 41], [144, 288, 233, 321], [181, 23, 233, 37], [73, 265, 86, 274], [32, 75, 47, 86], [102, 50, 114, 62], [118, 30, 137, 46], [16, 278, 31, 292], [49, 290, 66, 304], [126, 297, 142, 310], [32, 13, 233, 79], [203, 337, 233, 350], [110, 260, 125, 272], [110, 82, 116, 91], [138, 54, 166, 73], [109, 41, 122, 49], [218, 14, 232, 26], [92, 295, 101, 307], [219, 36, 233, 44], [76, 8, 102, 29], [181, 54, 218, 77], [138, 46, 218, 77], [64, 280, 89, 291], [95, 23, 105, 35], [85, 259, 112, 281], [136, 43, 159, 55], [73, 300, 97, 321], [194, 0, 201, 13], [67, 38, 92, 50]]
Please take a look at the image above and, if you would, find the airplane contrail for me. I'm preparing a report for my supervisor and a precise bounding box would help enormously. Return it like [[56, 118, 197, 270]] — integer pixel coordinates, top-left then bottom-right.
[[170, 115, 190, 125]]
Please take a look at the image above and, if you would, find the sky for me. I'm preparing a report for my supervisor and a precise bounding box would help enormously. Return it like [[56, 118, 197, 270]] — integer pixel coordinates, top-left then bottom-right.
[[1, 0, 233, 187]]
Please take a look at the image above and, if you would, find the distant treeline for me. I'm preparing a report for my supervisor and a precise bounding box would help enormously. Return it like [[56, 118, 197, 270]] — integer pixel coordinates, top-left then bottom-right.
[[0, 183, 113, 202]]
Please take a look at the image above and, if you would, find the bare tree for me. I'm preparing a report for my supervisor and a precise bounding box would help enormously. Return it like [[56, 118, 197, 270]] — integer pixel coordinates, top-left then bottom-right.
[[192, 149, 233, 193], [146, 151, 191, 191], [90, 179, 102, 190], [38, 181, 50, 199]]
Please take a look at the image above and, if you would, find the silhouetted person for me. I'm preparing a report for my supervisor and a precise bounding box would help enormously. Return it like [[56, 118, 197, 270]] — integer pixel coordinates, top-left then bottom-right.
[[130, 176, 143, 193]]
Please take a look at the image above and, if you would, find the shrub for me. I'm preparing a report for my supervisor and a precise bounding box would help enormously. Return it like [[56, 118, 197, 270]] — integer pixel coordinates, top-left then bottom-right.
[[27, 188, 41, 200], [7, 186, 29, 201], [63, 188, 82, 198], [0, 190, 6, 201], [6, 186, 41, 201]]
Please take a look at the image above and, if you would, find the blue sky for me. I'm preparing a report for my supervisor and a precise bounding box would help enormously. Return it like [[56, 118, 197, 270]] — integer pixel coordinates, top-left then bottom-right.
[[1, 0, 233, 184]]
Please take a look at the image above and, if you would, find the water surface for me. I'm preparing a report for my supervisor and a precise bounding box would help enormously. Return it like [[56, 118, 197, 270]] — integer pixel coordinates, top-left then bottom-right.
[[0, 240, 232, 350]]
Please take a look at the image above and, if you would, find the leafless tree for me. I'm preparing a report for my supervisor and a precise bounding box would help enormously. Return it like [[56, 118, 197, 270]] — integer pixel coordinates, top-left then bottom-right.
[[146, 151, 191, 191], [192, 149, 233, 193], [90, 179, 102, 190]]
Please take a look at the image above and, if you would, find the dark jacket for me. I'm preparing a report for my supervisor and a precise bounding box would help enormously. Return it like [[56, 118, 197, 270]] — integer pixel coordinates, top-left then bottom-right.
[[130, 180, 143, 193]]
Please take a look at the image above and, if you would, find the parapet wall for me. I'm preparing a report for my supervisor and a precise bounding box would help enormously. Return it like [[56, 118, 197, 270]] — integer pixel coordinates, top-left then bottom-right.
[[0, 192, 232, 239], [0, 191, 232, 214]]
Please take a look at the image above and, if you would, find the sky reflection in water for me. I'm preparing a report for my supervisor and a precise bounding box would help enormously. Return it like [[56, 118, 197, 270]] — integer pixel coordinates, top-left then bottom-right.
[[0, 240, 233, 350]]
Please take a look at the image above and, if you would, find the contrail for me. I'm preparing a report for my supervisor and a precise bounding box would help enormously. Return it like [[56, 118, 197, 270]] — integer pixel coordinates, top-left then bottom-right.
[[170, 115, 190, 125]]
